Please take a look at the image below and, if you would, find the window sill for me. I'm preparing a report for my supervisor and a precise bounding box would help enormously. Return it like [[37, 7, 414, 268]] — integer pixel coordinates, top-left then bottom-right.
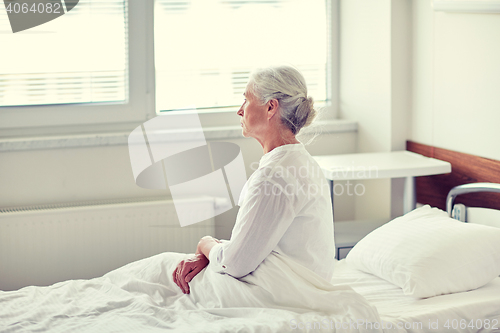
[[0, 119, 357, 152]]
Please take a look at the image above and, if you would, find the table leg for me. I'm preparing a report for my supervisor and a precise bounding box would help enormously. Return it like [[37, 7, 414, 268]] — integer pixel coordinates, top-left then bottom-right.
[[404, 176, 416, 214], [328, 179, 337, 258], [328, 179, 334, 215]]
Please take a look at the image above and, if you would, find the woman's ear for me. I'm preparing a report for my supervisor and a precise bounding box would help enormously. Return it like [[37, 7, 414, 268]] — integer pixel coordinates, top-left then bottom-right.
[[267, 99, 279, 120]]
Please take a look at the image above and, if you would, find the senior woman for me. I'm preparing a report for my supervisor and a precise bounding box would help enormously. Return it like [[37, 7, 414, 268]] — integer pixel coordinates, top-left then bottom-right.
[[173, 65, 335, 295]]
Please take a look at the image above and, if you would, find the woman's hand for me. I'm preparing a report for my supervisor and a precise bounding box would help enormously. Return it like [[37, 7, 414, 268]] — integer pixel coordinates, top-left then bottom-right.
[[172, 253, 209, 294], [196, 235, 221, 257]]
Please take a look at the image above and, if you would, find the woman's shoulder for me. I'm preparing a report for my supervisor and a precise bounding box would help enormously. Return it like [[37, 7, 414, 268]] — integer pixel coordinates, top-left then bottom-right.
[[265, 150, 322, 181], [252, 152, 319, 187], [249, 152, 322, 194]]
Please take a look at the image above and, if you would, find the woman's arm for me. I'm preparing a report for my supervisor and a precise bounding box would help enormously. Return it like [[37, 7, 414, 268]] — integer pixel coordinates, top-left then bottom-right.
[[172, 254, 207, 294], [173, 236, 221, 294], [209, 180, 297, 278]]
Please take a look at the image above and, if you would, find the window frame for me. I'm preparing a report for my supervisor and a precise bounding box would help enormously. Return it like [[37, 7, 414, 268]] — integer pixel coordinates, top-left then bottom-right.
[[0, 0, 338, 139], [0, 1, 156, 137]]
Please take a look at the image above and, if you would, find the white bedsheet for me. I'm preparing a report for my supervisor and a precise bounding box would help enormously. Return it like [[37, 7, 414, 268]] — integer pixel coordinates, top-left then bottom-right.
[[0, 252, 386, 333], [332, 259, 500, 333], [4, 253, 498, 332]]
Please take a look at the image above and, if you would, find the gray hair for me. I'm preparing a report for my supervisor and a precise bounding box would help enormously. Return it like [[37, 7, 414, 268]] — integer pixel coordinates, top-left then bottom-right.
[[248, 66, 317, 135]]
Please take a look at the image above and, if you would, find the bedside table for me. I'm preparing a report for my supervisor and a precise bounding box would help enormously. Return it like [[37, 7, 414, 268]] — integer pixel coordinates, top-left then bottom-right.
[[312, 150, 452, 259], [334, 218, 390, 259]]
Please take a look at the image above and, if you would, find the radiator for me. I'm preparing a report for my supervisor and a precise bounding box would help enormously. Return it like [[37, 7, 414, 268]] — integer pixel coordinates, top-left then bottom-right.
[[0, 197, 216, 291]]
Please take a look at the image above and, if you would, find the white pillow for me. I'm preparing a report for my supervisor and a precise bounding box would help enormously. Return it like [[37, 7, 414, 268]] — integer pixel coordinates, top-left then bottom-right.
[[345, 205, 500, 298]]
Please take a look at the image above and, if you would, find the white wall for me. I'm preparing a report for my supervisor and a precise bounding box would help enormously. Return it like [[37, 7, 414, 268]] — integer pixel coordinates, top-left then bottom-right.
[[339, 0, 392, 153], [0, 131, 357, 241], [339, 0, 412, 220], [412, 0, 500, 161]]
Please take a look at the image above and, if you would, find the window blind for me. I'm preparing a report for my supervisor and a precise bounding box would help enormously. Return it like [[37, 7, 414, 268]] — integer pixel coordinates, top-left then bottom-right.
[[154, 0, 329, 112], [0, 1, 128, 107]]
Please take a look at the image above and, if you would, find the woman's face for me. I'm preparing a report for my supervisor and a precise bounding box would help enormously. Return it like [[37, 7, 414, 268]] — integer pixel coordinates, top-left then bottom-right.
[[237, 86, 269, 140]]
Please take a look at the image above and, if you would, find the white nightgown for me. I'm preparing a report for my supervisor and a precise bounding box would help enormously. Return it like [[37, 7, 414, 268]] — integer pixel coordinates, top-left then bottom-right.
[[208, 142, 335, 281]]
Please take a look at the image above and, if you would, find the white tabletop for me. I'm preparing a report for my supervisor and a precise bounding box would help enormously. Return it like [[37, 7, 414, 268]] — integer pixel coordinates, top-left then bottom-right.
[[312, 151, 451, 180]]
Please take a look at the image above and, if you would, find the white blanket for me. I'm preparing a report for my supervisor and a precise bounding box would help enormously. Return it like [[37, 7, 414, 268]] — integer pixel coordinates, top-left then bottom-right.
[[0, 252, 389, 333]]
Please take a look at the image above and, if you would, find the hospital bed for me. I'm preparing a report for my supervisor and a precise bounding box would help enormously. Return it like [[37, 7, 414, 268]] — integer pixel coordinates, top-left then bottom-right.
[[1, 144, 499, 333], [332, 181, 500, 333]]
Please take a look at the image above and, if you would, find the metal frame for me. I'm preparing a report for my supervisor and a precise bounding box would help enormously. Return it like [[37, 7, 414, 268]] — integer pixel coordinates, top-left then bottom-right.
[[446, 183, 500, 218], [433, 1, 500, 13]]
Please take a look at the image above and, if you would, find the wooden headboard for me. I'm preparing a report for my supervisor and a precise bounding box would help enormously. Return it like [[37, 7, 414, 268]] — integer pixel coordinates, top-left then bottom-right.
[[406, 141, 500, 211]]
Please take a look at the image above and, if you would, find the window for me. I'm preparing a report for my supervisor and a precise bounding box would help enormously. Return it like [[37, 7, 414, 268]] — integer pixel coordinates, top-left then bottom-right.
[[0, 1, 127, 107], [155, 0, 329, 113], [0, 0, 332, 137], [0, 1, 154, 135]]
